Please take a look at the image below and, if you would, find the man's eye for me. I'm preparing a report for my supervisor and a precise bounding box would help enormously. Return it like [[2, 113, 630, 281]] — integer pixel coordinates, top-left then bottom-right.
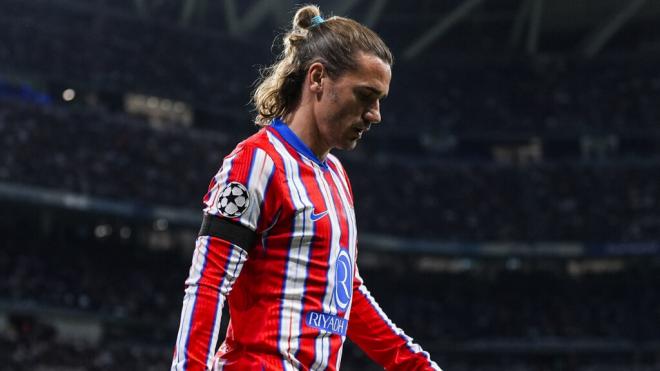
[[357, 92, 373, 102]]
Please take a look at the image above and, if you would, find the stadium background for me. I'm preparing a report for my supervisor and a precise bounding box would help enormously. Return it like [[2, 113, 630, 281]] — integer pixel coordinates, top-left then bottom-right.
[[1, 0, 660, 370]]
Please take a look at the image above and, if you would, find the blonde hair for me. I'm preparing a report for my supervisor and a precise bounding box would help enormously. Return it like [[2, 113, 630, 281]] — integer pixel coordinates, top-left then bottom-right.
[[252, 5, 393, 126]]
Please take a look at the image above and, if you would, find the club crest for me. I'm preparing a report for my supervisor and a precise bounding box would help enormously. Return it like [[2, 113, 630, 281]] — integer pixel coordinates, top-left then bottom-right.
[[334, 249, 353, 311]]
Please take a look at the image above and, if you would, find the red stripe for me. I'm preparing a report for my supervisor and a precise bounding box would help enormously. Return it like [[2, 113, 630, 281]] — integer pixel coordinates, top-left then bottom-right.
[[296, 161, 334, 368], [226, 146, 256, 185], [214, 132, 292, 366], [327, 158, 353, 205], [184, 238, 235, 371], [203, 177, 217, 204], [322, 167, 352, 368]]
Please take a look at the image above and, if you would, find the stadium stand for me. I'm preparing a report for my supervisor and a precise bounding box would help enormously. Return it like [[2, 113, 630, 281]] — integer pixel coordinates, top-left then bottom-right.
[[3, 0, 660, 369], [4, 222, 660, 341], [1, 99, 660, 241], [2, 213, 660, 370]]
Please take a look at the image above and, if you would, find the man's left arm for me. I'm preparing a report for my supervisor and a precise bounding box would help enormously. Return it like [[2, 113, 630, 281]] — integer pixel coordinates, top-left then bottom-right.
[[347, 267, 442, 370]]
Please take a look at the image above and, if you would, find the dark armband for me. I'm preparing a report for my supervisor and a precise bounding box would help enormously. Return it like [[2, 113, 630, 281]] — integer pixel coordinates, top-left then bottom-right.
[[198, 213, 258, 253]]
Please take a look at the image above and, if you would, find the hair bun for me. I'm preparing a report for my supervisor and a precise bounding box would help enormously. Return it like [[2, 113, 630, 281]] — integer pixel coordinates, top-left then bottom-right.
[[293, 5, 321, 30]]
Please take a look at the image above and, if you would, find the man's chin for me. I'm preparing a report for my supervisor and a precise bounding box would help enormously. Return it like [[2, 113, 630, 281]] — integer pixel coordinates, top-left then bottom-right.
[[337, 140, 359, 151]]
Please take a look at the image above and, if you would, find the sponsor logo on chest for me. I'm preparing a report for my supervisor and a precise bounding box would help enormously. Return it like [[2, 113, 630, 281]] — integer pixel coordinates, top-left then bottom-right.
[[305, 311, 348, 336]]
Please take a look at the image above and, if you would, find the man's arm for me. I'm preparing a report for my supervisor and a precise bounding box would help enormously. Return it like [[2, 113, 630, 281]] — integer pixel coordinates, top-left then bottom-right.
[[347, 268, 442, 370], [171, 221, 251, 371], [171, 145, 278, 371]]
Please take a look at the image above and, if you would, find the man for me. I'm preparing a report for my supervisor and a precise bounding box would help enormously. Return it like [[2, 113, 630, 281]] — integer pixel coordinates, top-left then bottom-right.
[[172, 5, 441, 370]]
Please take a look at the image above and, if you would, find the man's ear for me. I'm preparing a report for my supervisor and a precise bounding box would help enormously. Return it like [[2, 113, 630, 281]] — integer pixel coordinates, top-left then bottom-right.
[[307, 62, 325, 94]]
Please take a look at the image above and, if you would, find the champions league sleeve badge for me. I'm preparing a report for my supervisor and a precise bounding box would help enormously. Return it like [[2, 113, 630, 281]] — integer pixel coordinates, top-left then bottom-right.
[[217, 182, 250, 218]]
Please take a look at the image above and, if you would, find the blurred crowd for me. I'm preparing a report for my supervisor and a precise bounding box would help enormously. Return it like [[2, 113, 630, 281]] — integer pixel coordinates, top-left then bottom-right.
[[1, 228, 659, 370], [3, 2, 660, 370], [0, 101, 230, 209], [0, 335, 170, 371], [1, 100, 660, 242], [2, 1, 660, 133], [0, 235, 183, 324], [3, 234, 660, 343], [2, 334, 656, 371], [380, 56, 660, 136], [2, 1, 660, 243], [349, 159, 660, 241], [0, 0, 260, 111]]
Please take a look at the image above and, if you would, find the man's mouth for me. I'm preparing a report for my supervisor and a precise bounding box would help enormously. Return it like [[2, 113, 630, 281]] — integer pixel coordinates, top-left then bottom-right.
[[353, 125, 370, 139]]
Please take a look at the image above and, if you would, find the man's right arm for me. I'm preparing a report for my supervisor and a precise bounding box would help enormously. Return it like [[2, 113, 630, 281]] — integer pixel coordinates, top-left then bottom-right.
[[171, 145, 278, 371], [171, 228, 250, 371]]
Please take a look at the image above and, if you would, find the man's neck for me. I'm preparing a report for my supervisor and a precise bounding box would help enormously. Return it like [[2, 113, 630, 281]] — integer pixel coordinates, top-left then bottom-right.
[[284, 110, 331, 160]]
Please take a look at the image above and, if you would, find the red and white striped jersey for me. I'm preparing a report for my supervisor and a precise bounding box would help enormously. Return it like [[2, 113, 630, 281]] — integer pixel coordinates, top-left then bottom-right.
[[171, 119, 441, 371]]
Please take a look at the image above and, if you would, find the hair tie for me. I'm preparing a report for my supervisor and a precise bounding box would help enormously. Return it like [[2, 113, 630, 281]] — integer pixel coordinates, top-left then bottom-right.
[[310, 15, 325, 27]]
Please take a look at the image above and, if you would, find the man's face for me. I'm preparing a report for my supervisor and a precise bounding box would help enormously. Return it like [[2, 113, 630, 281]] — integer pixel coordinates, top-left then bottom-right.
[[315, 52, 391, 151]]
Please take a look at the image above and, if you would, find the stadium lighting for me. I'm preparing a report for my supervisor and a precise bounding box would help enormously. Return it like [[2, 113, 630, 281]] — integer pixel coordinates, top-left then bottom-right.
[[62, 88, 76, 102], [154, 218, 169, 231], [120, 226, 132, 239], [94, 224, 112, 238]]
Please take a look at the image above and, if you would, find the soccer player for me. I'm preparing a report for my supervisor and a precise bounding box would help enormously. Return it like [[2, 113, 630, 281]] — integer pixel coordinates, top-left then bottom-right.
[[171, 5, 441, 371]]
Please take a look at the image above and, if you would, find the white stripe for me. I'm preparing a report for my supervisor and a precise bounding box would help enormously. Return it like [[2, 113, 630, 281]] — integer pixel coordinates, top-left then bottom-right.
[[171, 236, 209, 371], [326, 155, 352, 201], [268, 132, 314, 370], [204, 153, 238, 215], [173, 286, 191, 370], [206, 297, 226, 368], [171, 237, 249, 371], [213, 356, 225, 371], [326, 158, 357, 275], [205, 246, 247, 368], [335, 344, 344, 371], [356, 274, 443, 371], [237, 148, 275, 231], [326, 164, 358, 300], [326, 161, 359, 371], [304, 159, 344, 371]]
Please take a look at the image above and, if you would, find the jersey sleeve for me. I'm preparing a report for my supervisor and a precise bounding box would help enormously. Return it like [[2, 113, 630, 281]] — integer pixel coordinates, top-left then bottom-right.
[[347, 267, 442, 371], [171, 145, 279, 371], [202, 144, 279, 233]]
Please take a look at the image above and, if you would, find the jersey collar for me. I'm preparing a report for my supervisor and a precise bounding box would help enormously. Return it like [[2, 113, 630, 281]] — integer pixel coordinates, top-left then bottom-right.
[[271, 118, 328, 169]]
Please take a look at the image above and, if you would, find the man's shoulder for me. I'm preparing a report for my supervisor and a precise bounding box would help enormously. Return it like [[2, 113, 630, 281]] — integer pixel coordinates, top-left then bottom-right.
[[325, 153, 347, 174], [230, 126, 281, 166], [326, 153, 343, 166], [236, 126, 266, 147]]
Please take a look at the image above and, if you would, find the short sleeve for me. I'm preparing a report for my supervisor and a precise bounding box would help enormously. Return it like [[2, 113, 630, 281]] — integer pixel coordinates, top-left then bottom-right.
[[202, 145, 278, 233]]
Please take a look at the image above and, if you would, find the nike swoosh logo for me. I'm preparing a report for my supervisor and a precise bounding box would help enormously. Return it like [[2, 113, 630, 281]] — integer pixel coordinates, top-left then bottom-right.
[[310, 210, 329, 222]]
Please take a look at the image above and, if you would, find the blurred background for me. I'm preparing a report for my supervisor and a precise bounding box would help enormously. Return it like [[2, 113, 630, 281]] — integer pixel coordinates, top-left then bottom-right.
[[1, 0, 660, 370]]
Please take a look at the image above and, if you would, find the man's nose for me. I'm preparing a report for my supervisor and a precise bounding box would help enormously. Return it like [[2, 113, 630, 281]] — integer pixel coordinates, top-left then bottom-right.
[[363, 100, 381, 124]]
